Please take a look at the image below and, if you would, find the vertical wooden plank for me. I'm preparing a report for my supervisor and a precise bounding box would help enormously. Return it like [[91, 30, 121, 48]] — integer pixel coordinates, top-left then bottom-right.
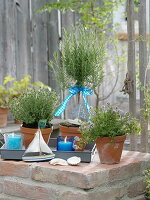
[[15, 0, 32, 79], [61, 11, 75, 31], [31, 0, 49, 84], [47, 0, 59, 89], [0, 0, 5, 84], [3, 0, 17, 78], [139, 0, 148, 152], [127, 0, 137, 150], [61, 11, 76, 119]]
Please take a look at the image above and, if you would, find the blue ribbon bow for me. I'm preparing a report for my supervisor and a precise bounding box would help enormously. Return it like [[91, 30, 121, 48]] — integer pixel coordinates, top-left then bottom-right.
[[54, 86, 94, 117]]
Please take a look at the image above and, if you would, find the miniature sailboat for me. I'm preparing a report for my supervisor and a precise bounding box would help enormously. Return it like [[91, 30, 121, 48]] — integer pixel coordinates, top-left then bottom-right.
[[22, 129, 55, 162]]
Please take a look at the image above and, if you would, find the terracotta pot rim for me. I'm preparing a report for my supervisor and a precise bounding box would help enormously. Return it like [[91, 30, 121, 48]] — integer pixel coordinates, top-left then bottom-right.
[[20, 124, 53, 130], [0, 107, 9, 113], [96, 135, 126, 140], [59, 124, 80, 128], [96, 135, 126, 144], [96, 135, 126, 138], [0, 107, 9, 110]]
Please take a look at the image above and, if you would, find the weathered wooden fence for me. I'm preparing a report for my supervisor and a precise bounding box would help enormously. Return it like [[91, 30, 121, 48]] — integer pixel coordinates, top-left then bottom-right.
[[0, 0, 60, 88]]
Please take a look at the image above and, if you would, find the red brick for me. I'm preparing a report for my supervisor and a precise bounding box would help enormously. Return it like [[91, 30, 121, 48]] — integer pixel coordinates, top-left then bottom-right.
[[0, 197, 12, 200], [0, 182, 3, 193], [32, 165, 92, 189], [108, 161, 141, 182], [0, 160, 30, 178], [60, 190, 88, 200], [127, 179, 146, 198], [133, 196, 145, 200], [31, 164, 108, 189], [88, 186, 126, 200], [3, 180, 59, 200]]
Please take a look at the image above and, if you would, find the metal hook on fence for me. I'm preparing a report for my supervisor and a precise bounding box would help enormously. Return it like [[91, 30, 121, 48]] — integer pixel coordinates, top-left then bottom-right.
[[120, 73, 134, 94]]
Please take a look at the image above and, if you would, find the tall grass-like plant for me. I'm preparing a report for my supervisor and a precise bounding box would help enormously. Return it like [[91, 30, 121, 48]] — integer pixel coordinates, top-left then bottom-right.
[[50, 26, 105, 91]]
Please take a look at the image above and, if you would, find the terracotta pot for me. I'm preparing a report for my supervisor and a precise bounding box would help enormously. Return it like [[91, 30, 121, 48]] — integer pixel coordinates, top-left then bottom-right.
[[0, 108, 9, 128], [59, 125, 85, 151], [20, 126, 53, 149], [96, 135, 126, 164], [59, 125, 81, 137], [14, 119, 22, 124], [145, 193, 150, 200]]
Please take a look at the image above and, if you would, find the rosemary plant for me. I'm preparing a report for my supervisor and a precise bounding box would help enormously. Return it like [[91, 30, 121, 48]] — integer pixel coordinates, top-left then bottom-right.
[[50, 26, 105, 90]]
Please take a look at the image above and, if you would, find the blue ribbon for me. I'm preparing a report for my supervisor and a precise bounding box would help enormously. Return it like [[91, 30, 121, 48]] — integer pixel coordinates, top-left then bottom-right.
[[54, 86, 94, 116]]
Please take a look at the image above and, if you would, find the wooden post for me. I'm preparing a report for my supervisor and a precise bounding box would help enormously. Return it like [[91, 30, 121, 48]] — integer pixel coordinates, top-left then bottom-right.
[[31, 0, 49, 84], [127, 0, 137, 150], [139, 0, 148, 152], [61, 11, 76, 119], [3, 0, 17, 78], [15, 0, 32, 79], [47, 0, 59, 90], [0, 0, 5, 83]]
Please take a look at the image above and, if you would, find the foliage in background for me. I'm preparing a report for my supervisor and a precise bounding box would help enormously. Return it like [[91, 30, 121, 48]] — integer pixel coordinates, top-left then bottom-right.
[[9, 75, 50, 99], [0, 76, 15, 108], [144, 170, 150, 198], [80, 104, 141, 143], [0, 75, 51, 108], [38, 0, 124, 32], [9, 88, 58, 128], [144, 83, 150, 119], [50, 26, 105, 91]]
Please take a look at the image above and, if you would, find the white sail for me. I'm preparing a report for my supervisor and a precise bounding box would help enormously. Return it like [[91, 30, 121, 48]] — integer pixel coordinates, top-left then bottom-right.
[[25, 129, 53, 154]]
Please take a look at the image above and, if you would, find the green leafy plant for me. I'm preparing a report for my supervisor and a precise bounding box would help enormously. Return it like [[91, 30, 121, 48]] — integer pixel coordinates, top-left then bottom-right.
[[144, 170, 150, 198], [80, 104, 141, 143], [9, 88, 59, 128], [50, 26, 105, 91], [0, 75, 50, 109], [38, 0, 124, 33], [9, 75, 50, 99], [144, 83, 150, 119], [0, 76, 15, 108]]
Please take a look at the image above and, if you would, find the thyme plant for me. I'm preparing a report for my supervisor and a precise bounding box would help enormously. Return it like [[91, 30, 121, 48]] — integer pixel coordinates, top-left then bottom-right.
[[9, 88, 58, 128], [80, 104, 141, 143]]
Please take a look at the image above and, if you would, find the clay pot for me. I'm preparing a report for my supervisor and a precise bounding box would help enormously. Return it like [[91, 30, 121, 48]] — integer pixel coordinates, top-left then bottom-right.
[[59, 125, 81, 137], [0, 108, 9, 128], [20, 126, 53, 149], [59, 125, 85, 151], [14, 119, 22, 124], [96, 135, 126, 164], [145, 193, 150, 200]]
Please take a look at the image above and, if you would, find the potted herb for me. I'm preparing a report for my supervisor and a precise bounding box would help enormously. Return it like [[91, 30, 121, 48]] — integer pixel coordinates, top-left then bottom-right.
[[50, 26, 105, 138], [80, 104, 141, 164], [144, 170, 150, 199], [9, 75, 50, 124], [9, 88, 58, 148]]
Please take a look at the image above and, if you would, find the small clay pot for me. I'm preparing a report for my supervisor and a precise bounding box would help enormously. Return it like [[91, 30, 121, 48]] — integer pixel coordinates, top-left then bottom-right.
[[59, 125, 81, 137], [145, 193, 150, 200], [96, 135, 126, 164], [14, 119, 22, 124], [0, 107, 9, 128], [59, 125, 85, 151], [20, 126, 53, 148]]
